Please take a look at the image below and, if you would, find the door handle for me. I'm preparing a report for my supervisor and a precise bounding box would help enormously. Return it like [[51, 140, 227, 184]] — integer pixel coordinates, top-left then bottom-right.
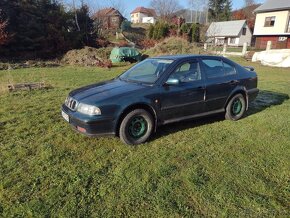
[[197, 86, 205, 90]]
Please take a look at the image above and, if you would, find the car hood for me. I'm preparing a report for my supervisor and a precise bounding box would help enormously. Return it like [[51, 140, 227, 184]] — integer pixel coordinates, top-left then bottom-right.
[[69, 78, 147, 103]]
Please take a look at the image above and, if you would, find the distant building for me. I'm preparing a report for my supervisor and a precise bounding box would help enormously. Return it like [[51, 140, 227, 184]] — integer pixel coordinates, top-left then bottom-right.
[[93, 8, 124, 30], [130, 7, 156, 24], [206, 20, 252, 46], [253, 0, 290, 49]]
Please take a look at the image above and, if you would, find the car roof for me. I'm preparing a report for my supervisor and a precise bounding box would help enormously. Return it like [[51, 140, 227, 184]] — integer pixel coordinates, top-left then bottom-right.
[[151, 54, 225, 61]]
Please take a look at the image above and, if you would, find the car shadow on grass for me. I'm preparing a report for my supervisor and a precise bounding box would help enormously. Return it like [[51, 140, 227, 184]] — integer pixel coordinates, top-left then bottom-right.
[[152, 90, 289, 140], [246, 90, 289, 115]]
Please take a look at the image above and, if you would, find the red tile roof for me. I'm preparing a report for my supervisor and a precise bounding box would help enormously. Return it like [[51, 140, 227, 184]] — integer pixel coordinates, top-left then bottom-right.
[[130, 7, 156, 17], [93, 7, 123, 18]]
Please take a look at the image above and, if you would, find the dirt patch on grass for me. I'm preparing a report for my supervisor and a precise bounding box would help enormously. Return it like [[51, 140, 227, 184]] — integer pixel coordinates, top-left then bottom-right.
[[61, 46, 113, 68]]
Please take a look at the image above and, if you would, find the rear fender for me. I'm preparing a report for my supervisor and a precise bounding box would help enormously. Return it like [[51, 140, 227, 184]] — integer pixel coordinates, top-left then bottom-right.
[[225, 86, 249, 110]]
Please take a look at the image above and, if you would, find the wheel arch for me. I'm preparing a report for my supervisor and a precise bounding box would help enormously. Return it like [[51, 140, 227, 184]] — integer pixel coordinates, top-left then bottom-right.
[[225, 87, 249, 110], [115, 103, 157, 136]]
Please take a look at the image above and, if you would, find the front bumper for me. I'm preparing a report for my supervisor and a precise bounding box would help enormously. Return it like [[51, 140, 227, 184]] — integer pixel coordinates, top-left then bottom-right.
[[61, 104, 116, 136]]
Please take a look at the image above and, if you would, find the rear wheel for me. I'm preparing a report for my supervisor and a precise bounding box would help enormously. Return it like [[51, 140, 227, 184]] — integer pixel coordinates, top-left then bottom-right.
[[119, 109, 153, 145], [225, 94, 246, 121]]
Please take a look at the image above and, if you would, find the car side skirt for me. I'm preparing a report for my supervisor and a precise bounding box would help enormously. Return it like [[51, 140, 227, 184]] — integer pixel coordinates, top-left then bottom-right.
[[162, 108, 225, 125]]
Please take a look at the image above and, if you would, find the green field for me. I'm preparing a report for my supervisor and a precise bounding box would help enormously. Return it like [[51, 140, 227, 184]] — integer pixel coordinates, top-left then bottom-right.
[[0, 58, 289, 217]]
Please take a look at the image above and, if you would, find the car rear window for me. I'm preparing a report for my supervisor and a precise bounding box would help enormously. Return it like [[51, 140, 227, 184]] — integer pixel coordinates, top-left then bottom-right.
[[202, 59, 224, 78], [202, 59, 236, 78], [223, 62, 236, 75]]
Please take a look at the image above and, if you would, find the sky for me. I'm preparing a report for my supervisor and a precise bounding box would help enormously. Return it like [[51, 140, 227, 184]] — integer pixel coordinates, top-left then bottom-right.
[[71, 0, 266, 18]]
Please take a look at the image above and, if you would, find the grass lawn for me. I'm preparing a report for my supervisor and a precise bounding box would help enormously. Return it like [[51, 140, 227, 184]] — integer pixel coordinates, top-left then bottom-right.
[[0, 58, 289, 217]]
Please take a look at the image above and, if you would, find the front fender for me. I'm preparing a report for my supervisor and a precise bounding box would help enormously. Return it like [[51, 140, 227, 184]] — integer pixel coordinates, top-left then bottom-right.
[[114, 99, 159, 135]]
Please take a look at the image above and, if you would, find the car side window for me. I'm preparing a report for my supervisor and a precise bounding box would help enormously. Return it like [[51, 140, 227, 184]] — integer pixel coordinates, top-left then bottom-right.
[[223, 61, 236, 75], [169, 61, 201, 83], [202, 59, 224, 79]]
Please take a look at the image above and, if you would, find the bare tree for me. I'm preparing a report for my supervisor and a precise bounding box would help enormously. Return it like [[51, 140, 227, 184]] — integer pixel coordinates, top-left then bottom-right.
[[244, 0, 255, 7], [150, 0, 181, 20], [188, 0, 205, 23], [243, 0, 256, 17], [72, 0, 81, 31]]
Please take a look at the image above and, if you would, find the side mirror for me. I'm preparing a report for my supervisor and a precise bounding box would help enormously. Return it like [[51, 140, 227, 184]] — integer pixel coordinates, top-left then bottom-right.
[[165, 78, 179, 85]]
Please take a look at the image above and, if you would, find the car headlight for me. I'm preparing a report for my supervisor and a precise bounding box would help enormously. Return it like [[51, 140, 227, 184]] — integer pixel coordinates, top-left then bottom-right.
[[77, 103, 101, 115]]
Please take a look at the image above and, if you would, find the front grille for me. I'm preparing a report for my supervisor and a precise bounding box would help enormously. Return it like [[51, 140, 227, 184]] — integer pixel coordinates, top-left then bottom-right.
[[65, 96, 78, 111]]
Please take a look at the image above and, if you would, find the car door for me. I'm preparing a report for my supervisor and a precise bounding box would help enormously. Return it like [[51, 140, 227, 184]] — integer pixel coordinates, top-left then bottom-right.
[[159, 60, 206, 122], [201, 57, 238, 112]]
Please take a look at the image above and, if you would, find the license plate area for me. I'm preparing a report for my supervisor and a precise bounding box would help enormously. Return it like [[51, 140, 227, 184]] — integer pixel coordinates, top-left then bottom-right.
[[62, 111, 69, 122]]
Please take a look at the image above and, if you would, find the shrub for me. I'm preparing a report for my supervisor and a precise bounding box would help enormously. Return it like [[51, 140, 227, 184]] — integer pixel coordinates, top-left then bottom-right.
[[121, 21, 131, 32], [191, 23, 200, 43], [148, 22, 169, 40], [138, 39, 158, 49], [96, 38, 111, 47], [145, 37, 206, 56], [117, 40, 129, 47]]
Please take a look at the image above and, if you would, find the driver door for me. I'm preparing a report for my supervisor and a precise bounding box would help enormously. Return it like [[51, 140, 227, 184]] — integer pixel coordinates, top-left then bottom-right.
[[159, 60, 206, 122]]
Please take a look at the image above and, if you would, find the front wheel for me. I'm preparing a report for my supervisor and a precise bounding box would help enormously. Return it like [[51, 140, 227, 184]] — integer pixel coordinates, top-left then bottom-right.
[[119, 109, 154, 145], [225, 94, 246, 121]]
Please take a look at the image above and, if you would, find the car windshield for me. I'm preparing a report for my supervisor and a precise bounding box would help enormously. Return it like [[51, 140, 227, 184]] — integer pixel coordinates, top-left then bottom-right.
[[119, 59, 174, 84]]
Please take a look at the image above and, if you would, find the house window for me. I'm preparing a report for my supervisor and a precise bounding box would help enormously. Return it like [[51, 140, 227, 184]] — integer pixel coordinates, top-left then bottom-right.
[[242, 27, 247, 35], [264, 16, 275, 27], [229, 38, 236, 44], [111, 17, 117, 22]]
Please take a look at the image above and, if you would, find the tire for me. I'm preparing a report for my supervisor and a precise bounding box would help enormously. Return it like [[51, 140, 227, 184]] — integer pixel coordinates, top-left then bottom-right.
[[119, 109, 154, 145], [225, 94, 246, 121]]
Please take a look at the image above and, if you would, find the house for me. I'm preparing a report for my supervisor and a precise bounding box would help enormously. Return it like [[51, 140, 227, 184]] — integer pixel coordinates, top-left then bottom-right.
[[206, 20, 252, 46], [173, 9, 207, 24], [253, 0, 290, 49], [231, 4, 261, 31], [93, 8, 124, 30], [130, 7, 156, 24]]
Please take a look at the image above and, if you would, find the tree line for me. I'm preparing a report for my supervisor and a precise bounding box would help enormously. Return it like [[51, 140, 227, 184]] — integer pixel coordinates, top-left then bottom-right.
[[0, 0, 96, 59]]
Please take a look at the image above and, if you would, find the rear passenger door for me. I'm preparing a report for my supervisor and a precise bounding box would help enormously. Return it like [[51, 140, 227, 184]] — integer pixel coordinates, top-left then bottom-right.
[[201, 57, 238, 112]]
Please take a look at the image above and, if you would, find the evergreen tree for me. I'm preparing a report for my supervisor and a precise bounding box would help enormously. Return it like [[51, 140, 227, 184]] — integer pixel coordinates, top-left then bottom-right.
[[0, 0, 96, 57], [221, 0, 232, 21], [208, 0, 232, 22]]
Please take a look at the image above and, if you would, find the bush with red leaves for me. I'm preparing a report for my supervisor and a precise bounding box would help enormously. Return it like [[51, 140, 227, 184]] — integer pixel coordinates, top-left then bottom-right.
[[96, 38, 111, 48], [138, 39, 158, 49], [117, 40, 130, 47]]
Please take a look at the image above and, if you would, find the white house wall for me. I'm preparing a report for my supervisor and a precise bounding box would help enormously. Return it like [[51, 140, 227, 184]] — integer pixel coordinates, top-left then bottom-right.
[[131, 12, 149, 23], [238, 24, 252, 46], [254, 10, 290, 35], [142, 17, 155, 24]]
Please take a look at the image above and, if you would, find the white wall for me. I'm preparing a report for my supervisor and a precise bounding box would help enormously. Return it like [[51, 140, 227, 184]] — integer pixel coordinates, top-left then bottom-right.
[[142, 17, 155, 24], [254, 10, 290, 35], [130, 13, 149, 24], [238, 24, 252, 46]]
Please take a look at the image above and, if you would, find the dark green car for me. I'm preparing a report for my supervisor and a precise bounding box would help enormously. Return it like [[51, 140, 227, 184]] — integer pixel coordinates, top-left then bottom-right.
[[62, 55, 258, 145]]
